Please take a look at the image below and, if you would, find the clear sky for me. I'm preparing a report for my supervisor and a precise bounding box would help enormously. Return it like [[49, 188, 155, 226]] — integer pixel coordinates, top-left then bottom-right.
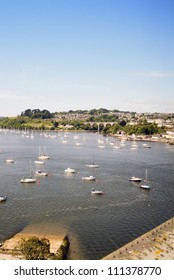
[[0, 0, 173, 116]]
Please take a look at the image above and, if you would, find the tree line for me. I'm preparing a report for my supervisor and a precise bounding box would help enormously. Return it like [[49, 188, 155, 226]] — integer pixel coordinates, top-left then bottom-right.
[[21, 109, 53, 119], [0, 108, 166, 135]]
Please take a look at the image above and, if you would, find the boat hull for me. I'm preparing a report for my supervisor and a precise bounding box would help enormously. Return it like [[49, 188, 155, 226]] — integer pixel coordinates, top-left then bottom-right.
[[91, 190, 104, 195], [20, 178, 36, 183], [0, 196, 7, 202], [140, 184, 150, 190], [129, 177, 142, 182], [82, 176, 96, 181]]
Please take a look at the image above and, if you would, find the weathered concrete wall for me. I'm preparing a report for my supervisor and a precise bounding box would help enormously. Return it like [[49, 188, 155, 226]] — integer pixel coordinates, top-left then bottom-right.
[[102, 217, 174, 260]]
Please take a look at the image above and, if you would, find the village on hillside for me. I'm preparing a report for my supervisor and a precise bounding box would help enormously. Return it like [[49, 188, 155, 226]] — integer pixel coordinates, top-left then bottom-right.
[[0, 109, 174, 143]]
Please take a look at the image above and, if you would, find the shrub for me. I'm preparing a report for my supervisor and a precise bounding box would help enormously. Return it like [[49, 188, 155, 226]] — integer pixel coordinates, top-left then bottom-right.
[[19, 236, 50, 260]]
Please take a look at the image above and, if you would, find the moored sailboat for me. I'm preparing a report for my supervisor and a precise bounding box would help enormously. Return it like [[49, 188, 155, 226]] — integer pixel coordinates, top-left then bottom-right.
[[20, 162, 36, 183], [140, 169, 150, 190], [86, 154, 99, 168], [38, 146, 50, 160]]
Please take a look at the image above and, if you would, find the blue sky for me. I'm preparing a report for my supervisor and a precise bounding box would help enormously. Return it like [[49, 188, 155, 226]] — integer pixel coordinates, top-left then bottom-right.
[[0, 0, 173, 116]]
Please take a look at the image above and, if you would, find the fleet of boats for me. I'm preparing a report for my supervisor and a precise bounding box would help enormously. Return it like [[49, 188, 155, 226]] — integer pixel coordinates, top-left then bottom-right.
[[0, 135, 154, 203], [129, 170, 151, 190]]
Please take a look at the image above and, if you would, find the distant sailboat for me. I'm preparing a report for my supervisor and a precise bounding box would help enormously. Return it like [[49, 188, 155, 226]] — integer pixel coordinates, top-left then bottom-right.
[[6, 158, 15, 163], [38, 146, 50, 160], [20, 161, 36, 183], [86, 153, 99, 168], [140, 169, 150, 190]]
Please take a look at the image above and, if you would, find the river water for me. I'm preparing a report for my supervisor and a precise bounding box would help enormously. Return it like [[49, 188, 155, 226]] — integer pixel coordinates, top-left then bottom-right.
[[0, 130, 174, 259]]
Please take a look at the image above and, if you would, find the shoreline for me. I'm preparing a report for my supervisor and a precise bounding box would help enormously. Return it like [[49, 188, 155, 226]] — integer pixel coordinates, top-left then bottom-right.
[[0, 231, 65, 260], [1, 218, 173, 260]]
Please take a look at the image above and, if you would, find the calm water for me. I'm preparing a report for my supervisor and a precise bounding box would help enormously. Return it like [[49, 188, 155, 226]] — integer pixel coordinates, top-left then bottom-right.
[[0, 130, 174, 259]]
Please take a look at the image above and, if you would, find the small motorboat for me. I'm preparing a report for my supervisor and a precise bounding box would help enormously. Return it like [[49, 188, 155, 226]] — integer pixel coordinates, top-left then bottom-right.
[[129, 176, 142, 182], [140, 184, 151, 190], [143, 143, 151, 148], [35, 170, 49, 176], [82, 175, 96, 181], [20, 177, 36, 183], [0, 196, 7, 202], [91, 189, 104, 195], [6, 159, 15, 163], [65, 167, 75, 173]]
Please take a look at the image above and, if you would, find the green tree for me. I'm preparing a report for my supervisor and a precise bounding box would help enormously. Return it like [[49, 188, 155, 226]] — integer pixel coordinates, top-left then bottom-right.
[[19, 237, 50, 260], [22, 109, 32, 117]]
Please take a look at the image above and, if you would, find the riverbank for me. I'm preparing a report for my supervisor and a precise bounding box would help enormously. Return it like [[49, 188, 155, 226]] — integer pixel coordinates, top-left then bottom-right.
[[102, 217, 174, 260], [0, 231, 65, 260]]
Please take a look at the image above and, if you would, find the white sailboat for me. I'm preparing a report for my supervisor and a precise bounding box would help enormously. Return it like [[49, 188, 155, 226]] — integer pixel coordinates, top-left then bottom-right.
[[86, 154, 100, 168], [38, 146, 50, 160], [140, 169, 150, 190], [20, 162, 36, 183]]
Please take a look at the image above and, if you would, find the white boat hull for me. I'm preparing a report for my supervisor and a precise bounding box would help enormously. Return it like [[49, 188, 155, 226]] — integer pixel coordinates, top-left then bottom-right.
[[129, 177, 142, 182], [20, 178, 36, 183], [0, 196, 7, 202], [91, 190, 104, 195], [65, 168, 75, 173], [34, 161, 45, 165], [82, 176, 96, 181], [38, 156, 50, 160], [35, 171, 49, 176], [140, 184, 150, 190], [6, 159, 15, 163], [86, 164, 99, 168]]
